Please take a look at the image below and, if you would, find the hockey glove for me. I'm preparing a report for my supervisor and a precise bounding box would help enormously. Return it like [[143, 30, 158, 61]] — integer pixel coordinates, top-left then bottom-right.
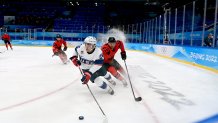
[[63, 46, 67, 51], [121, 51, 127, 60], [70, 56, 81, 67], [81, 72, 91, 84]]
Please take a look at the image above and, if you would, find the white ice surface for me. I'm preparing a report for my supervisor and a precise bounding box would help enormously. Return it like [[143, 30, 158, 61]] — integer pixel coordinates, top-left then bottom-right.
[[0, 46, 218, 123]]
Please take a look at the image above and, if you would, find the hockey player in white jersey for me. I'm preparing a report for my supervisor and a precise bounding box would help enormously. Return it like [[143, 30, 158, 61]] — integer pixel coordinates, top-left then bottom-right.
[[70, 36, 115, 95]]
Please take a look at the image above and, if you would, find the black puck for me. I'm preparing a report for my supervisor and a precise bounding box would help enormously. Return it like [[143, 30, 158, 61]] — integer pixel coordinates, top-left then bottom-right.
[[79, 116, 84, 120]]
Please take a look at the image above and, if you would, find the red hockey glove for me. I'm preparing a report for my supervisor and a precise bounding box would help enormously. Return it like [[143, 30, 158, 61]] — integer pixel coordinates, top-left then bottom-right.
[[63, 46, 67, 51], [70, 56, 81, 67], [121, 51, 127, 60], [81, 72, 91, 84]]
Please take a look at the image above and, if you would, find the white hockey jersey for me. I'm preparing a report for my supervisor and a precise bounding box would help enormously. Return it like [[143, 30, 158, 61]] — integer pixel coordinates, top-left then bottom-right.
[[72, 44, 104, 74]]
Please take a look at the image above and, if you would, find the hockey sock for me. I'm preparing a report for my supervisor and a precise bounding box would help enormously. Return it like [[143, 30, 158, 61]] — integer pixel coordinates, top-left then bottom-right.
[[108, 66, 124, 81], [5, 44, 8, 50], [118, 67, 127, 77], [9, 44, 12, 50], [94, 77, 109, 90], [104, 73, 112, 81]]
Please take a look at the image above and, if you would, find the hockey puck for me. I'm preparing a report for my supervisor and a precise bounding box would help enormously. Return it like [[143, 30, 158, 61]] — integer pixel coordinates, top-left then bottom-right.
[[79, 116, 84, 120]]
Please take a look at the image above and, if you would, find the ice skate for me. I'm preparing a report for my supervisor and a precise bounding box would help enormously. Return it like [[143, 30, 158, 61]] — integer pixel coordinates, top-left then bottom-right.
[[107, 87, 114, 95], [108, 79, 116, 86], [63, 60, 68, 64], [121, 79, 128, 87]]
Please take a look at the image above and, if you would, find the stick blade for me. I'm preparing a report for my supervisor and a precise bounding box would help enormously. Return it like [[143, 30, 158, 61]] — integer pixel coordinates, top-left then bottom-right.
[[135, 97, 142, 102], [102, 115, 108, 123]]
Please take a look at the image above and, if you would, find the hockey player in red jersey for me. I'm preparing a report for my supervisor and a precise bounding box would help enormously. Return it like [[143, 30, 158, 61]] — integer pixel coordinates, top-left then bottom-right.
[[52, 34, 68, 64], [101, 37, 128, 87], [1, 33, 13, 50]]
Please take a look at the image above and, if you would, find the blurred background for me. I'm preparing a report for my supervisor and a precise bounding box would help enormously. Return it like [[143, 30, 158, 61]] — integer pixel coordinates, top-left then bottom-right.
[[0, 0, 217, 47]]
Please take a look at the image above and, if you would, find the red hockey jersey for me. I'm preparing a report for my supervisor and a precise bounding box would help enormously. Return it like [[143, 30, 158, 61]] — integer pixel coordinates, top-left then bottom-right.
[[2, 33, 11, 41], [52, 39, 67, 53], [101, 40, 125, 63]]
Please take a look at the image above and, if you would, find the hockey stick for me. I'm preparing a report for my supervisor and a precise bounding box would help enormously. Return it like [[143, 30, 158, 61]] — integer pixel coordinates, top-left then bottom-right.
[[78, 67, 107, 117], [124, 60, 142, 102], [0, 50, 6, 53]]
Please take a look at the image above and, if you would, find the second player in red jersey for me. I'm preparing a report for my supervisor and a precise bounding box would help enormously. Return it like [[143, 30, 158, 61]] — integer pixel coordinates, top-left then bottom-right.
[[1, 33, 13, 50], [52, 34, 68, 64]]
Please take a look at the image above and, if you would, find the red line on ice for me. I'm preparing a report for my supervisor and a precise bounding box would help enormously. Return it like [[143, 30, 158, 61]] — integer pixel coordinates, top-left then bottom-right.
[[0, 78, 78, 112], [134, 86, 161, 123]]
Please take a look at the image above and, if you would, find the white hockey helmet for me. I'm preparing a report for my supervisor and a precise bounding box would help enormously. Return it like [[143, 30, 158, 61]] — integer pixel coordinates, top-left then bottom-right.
[[84, 36, 97, 45]]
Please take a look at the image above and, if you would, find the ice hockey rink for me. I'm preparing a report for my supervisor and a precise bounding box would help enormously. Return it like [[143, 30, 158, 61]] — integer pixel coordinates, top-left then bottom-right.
[[0, 46, 218, 123]]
